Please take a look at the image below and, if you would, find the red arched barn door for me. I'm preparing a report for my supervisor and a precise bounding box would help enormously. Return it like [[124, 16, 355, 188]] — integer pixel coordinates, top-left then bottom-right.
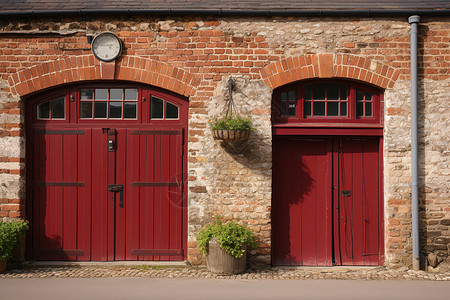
[[26, 83, 188, 261]]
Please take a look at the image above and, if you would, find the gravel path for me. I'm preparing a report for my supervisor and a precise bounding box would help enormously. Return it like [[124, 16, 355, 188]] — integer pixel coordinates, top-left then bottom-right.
[[1, 263, 450, 281]]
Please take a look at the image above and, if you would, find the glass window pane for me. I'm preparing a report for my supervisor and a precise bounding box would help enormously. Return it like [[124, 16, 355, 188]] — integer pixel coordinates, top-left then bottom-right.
[[280, 101, 286, 116], [304, 84, 311, 100], [357, 102, 364, 117], [166, 102, 179, 119], [125, 89, 138, 101], [80, 102, 92, 118], [80, 89, 93, 100], [95, 89, 108, 100], [327, 102, 339, 116], [365, 92, 372, 101], [304, 101, 311, 116], [124, 103, 137, 119], [109, 102, 122, 119], [313, 102, 325, 116], [280, 92, 287, 101], [288, 90, 296, 102], [340, 102, 347, 116], [365, 102, 373, 116], [94, 102, 107, 118], [37, 101, 50, 119], [327, 83, 339, 100], [151, 97, 164, 119], [340, 84, 348, 100], [313, 83, 326, 99], [288, 103, 296, 116], [110, 89, 123, 100], [51, 97, 65, 119], [357, 90, 364, 101]]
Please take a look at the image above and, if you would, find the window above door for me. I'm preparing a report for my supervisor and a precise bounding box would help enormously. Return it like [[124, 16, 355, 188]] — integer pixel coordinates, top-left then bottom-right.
[[273, 80, 383, 126], [31, 83, 187, 126]]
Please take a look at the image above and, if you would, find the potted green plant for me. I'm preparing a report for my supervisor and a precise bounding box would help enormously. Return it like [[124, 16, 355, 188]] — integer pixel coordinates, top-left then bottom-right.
[[197, 215, 257, 275], [209, 116, 253, 143], [0, 220, 29, 273]]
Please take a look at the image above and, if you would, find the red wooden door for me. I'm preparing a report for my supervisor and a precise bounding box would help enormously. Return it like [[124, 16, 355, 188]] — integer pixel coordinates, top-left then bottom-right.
[[333, 139, 381, 266], [273, 138, 333, 266], [28, 85, 187, 262], [273, 137, 381, 266], [31, 128, 92, 260]]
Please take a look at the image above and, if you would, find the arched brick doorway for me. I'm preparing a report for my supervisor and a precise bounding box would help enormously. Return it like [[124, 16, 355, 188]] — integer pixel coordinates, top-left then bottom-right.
[[271, 79, 385, 266], [25, 82, 188, 261]]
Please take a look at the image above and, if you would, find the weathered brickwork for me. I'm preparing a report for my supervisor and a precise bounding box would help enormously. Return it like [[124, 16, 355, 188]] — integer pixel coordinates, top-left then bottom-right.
[[0, 15, 448, 269]]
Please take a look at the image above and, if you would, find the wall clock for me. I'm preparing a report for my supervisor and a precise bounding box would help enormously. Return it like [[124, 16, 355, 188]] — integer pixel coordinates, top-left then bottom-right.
[[91, 32, 122, 62]]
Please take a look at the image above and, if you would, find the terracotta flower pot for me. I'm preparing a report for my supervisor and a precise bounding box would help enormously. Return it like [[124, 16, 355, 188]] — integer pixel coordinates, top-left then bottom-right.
[[206, 238, 247, 275], [0, 261, 6, 273], [212, 129, 250, 143]]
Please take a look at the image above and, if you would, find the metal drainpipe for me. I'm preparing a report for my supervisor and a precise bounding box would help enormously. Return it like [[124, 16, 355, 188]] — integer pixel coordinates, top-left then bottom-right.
[[408, 15, 420, 271]]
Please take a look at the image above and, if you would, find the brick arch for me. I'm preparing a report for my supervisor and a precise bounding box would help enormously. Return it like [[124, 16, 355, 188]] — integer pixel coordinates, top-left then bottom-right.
[[260, 54, 400, 90], [8, 55, 200, 97]]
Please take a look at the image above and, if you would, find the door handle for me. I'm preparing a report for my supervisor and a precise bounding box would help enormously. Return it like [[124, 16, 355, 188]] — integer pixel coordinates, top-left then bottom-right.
[[108, 184, 124, 208]]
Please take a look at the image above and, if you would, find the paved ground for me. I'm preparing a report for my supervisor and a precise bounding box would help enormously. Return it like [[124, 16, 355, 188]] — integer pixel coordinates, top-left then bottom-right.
[[1, 278, 450, 300], [1, 262, 450, 281]]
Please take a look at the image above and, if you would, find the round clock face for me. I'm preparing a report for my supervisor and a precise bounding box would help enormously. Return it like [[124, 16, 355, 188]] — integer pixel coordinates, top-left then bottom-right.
[[91, 32, 122, 62]]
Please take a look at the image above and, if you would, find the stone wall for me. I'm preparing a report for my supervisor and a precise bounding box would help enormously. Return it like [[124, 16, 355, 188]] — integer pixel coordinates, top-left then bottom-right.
[[0, 15, 448, 269]]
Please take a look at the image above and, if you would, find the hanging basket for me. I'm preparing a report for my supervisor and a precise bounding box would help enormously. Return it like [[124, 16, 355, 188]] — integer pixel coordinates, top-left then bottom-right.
[[212, 129, 250, 143]]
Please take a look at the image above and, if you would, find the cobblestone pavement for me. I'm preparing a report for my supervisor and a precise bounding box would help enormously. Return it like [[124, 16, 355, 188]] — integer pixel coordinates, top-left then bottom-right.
[[1, 263, 450, 281]]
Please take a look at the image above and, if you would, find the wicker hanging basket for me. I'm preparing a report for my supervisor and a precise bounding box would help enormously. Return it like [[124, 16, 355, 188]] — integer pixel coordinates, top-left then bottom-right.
[[212, 129, 250, 143]]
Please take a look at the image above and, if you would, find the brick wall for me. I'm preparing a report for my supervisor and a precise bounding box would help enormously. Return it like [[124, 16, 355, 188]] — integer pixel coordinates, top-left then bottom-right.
[[0, 15, 448, 269]]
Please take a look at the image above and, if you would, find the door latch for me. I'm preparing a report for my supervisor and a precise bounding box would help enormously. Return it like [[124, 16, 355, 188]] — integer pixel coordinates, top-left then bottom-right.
[[108, 139, 115, 152], [108, 184, 124, 208]]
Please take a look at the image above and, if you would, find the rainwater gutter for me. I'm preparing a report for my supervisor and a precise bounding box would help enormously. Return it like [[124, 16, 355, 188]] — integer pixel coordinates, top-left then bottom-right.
[[0, 9, 449, 18], [408, 15, 421, 271]]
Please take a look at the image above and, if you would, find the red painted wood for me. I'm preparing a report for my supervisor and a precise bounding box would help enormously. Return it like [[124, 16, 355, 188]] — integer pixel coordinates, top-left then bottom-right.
[[77, 129, 92, 261], [273, 137, 381, 266], [126, 129, 140, 260], [335, 139, 380, 266], [114, 128, 127, 260], [91, 128, 108, 261], [273, 127, 383, 136], [169, 132, 183, 261], [273, 138, 332, 266], [28, 84, 188, 262], [62, 133, 77, 261]]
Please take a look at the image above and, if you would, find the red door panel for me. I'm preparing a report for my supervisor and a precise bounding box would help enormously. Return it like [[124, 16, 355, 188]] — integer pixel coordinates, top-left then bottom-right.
[[273, 137, 381, 266], [273, 138, 333, 266], [31, 129, 91, 261], [335, 139, 380, 266], [125, 129, 184, 261]]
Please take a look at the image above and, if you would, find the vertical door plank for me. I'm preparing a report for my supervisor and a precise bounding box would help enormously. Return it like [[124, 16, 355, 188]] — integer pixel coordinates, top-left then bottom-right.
[[332, 140, 341, 265], [91, 128, 108, 261], [363, 139, 380, 265], [169, 132, 183, 261], [48, 134, 64, 260], [351, 140, 365, 265], [77, 129, 92, 261], [153, 134, 162, 261], [106, 131, 116, 261], [126, 129, 140, 260], [33, 131, 45, 259], [159, 133, 171, 261], [63, 132, 78, 261], [114, 129, 127, 260]]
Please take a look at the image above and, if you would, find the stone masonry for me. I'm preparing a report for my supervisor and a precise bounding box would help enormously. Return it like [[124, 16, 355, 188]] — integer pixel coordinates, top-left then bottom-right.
[[0, 15, 448, 270]]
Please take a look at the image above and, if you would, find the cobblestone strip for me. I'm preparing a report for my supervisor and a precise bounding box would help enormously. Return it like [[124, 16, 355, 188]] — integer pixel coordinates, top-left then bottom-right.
[[1, 264, 450, 280]]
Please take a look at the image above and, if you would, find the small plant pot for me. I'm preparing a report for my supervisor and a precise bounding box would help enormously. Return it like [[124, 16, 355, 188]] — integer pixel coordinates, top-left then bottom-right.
[[206, 238, 247, 275], [0, 261, 6, 273], [212, 129, 250, 143]]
